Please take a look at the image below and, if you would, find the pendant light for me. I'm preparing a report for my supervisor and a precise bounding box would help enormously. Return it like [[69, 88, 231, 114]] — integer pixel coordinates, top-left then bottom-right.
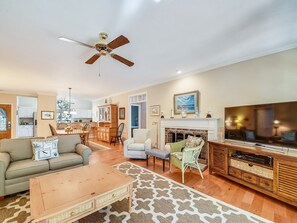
[[63, 88, 77, 115]]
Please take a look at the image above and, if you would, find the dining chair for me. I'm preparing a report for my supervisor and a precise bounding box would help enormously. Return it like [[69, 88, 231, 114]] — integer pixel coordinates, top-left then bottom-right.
[[110, 123, 125, 146], [49, 124, 57, 136]]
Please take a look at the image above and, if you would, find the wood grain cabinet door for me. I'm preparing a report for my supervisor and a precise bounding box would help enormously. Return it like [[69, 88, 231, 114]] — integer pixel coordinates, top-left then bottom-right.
[[209, 144, 228, 175], [274, 159, 297, 202], [0, 104, 11, 140]]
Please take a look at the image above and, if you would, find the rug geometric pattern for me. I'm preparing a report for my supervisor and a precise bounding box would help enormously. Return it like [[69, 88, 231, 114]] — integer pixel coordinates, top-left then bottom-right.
[[0, 162, 272, 223], [80, 162, 271, 223]]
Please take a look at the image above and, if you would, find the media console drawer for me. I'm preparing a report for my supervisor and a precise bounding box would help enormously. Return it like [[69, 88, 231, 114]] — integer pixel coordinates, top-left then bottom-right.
[[229, 158, 273, 179]]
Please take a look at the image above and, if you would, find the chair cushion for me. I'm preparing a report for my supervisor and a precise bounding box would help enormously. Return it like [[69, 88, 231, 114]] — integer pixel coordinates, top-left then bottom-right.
[[133, 129, 150, 143], [0, 137, 43, 161], [171, 152, 183, 160], [185, 136, 202, 148], [48, 153, 83, 170], [31, 137, 59, 161], [6, 159, 49, 180], [57, 135, 81, 153], [128, 143, 145, 151]]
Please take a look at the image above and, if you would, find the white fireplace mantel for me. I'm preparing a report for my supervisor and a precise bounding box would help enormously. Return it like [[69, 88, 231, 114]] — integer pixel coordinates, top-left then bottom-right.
[[160, 118, 220, 148]]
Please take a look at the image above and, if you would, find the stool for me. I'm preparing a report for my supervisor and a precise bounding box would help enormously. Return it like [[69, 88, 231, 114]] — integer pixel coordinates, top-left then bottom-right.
[[145, 149, 170, 172]]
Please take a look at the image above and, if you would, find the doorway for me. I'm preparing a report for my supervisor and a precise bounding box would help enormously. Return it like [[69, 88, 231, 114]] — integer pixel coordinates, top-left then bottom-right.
[[130, 104, 141, 136], [0, 104, 12, 139], [128, 92, 147, 138]]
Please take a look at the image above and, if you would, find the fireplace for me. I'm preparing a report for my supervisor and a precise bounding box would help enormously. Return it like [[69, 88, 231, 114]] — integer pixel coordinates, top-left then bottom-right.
[[165, 128, 209, 164], [160, 118, 219, 165]]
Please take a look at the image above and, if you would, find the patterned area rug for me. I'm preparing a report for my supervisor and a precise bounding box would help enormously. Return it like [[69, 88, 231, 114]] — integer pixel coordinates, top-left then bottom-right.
[[0, 162, 271, 223]]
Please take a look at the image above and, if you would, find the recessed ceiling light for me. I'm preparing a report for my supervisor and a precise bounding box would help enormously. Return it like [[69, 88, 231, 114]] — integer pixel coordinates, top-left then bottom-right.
[[154, 0, 161, 2], [176, 70, 182, 74]]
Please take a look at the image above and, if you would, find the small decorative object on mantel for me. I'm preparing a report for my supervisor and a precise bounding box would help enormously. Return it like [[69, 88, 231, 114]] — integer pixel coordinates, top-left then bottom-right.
[[181, 110, 187, 118], [161, 112, 164, 119], [195, 106, 199, 118], [170, 109, 174, 118], [206, 111, 212, 118]]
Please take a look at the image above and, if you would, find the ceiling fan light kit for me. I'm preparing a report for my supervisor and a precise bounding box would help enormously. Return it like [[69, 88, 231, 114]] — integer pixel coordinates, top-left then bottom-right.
[[59, 32, 134, 67]]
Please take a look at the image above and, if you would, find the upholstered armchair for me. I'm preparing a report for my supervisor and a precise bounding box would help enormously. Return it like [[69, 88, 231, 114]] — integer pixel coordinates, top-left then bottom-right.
[[124, 129, 151, 159], [170, 136, 205, 183]]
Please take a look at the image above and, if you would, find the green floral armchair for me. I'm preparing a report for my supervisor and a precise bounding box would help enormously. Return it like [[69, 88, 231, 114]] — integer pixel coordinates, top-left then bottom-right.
[[170, 137, 205, 183]]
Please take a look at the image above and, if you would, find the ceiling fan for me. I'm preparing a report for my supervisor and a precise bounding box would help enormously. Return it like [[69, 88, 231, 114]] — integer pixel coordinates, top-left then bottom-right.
[[58, 32, 134, 67]]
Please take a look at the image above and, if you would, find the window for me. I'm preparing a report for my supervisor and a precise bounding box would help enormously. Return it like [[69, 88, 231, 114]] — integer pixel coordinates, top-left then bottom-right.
[[0, 108, 7, 131]]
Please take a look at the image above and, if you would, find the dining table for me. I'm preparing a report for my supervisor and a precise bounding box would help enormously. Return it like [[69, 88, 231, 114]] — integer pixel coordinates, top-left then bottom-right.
[[56, 129, 90, 145]]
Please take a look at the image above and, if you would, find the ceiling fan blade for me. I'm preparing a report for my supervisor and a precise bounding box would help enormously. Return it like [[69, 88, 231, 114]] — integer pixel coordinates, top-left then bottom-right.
[[110, 53, 134, 67], [58, 36, 94, 48], [107, 35, 129, 49], [85, 54, 100, 64]]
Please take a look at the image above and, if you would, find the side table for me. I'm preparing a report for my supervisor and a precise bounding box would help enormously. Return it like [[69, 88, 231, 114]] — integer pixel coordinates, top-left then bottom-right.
[[145, 149, 170, 172]]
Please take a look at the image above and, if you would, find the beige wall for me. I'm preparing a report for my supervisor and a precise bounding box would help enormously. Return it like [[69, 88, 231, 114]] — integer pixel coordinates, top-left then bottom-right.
[[93, 48, 297, 146], [0, 93, 17, 137], [0, 92, 57, 138], [37, 94, 57, 137]]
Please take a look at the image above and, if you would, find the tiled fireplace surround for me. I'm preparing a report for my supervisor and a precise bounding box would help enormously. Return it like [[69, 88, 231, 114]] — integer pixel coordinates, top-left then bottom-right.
[[160, 118, 219, 164]]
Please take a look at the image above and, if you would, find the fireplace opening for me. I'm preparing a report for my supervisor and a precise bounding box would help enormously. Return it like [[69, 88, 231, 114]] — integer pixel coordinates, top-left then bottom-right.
[[165, 128, 209, 164]]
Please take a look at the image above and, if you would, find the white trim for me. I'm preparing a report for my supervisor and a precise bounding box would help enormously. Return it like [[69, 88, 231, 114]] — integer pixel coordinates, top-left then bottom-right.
[[127, 92, 148, 139], [116, 161, 272, 223]]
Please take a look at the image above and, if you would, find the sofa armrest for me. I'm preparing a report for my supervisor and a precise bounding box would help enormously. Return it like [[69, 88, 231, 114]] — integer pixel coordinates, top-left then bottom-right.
[[75, 144, 92, 165], [144, 138, 152, 151], [0, 152, 10, 196], [124, 138, 135, 157], [124, 138, 135, 146]]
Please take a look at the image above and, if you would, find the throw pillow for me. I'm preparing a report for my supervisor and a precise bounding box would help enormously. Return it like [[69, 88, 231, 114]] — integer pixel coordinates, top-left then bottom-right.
[[185, 135, 203, 148], [31, 137, 59, 161]]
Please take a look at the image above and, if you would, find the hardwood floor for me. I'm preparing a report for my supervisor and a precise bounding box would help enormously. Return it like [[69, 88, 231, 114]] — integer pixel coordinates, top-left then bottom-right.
[[89, 139, 297, 223]]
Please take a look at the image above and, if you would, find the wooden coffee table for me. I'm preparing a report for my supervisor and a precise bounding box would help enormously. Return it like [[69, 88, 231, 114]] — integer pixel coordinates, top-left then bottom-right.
[[30, 163, 135, 223]]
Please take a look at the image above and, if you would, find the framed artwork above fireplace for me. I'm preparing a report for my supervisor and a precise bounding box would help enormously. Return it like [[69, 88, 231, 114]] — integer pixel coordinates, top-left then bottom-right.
[[174, 90, 199, 114]]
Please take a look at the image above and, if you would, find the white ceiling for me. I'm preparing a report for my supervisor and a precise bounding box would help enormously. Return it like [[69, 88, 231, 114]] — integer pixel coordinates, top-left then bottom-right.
[[0, 0, 297, 100]]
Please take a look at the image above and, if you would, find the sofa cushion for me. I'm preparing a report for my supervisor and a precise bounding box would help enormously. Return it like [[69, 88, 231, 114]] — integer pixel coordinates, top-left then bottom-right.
[[57, 135, 81, 154], [31, 137, 59, 160], [48, 153, 83, 170], [128, 143, 145, 151], [133, 129, 150, 143], [6, 159, 49, 180], [0, 137, 44, 161]]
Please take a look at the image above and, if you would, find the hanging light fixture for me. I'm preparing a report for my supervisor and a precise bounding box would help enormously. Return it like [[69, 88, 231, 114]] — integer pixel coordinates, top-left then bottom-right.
[[63, 88, 77, 115]]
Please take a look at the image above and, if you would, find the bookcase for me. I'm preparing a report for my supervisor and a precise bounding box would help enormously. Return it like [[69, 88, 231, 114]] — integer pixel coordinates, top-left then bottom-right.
[[97, 104, 118, 143]]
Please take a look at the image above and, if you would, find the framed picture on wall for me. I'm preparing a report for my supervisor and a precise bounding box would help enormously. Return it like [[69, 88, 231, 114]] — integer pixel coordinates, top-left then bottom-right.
[[119, 107, 125, 120], [174, 91, 199, 114], [41, 111, 54, 120], [150, 105, 160, 116]]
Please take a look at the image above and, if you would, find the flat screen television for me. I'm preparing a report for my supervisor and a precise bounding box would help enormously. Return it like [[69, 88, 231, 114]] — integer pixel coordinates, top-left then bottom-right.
[[224, 101, 297, 149]]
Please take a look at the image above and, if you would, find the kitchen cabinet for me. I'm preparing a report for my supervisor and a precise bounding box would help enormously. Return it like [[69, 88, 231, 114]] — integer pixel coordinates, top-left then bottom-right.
[[17, 125, 33, 137], [18, 107, 36, 118], [72, 109, 92, 119]]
